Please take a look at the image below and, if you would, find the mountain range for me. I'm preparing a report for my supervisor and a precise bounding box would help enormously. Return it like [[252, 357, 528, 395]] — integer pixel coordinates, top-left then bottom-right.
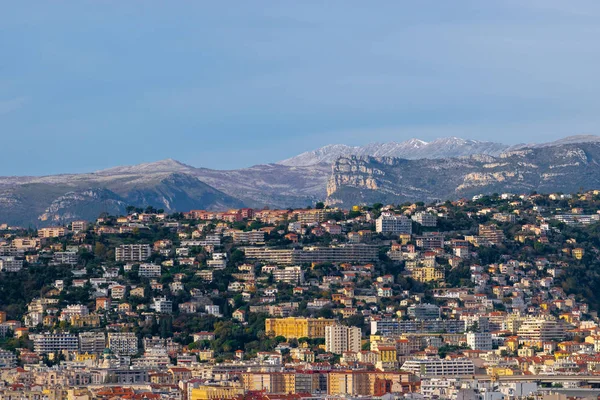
[[277, 135, 600, 166], [1, 135, 599, 226]]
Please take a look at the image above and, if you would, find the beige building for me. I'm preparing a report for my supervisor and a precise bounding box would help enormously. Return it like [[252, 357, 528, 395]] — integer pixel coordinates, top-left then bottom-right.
[[325, 324, 361, 354], [517, 318, 566, 346], [38, 227, 67, 238]]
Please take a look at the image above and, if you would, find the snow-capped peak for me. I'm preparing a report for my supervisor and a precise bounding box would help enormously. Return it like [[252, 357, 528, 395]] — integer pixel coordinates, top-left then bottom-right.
[[278, 137, 508, 166]]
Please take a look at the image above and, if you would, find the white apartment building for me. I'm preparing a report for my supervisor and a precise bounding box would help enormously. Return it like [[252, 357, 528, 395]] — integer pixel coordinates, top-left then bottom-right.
[[51, 251, 78, 266], [32, 333, 79, 354], [207, 259, 227, 269], [411, 212, 437, 227], [466, 332, 493, 351], [325, 324, 361, 354], [107, 332, 139, 355], [205, 304, 222, 317], [517, 318, 566, 345], [232, 230, 265, 244], [273, 266, 305, 284], [376, 213, 412, 234], [152, 297, 173, 314], [115, 244, 151, 262], [0, 256, 23, 272], [59, 304, 89, 322], [401, 358, 475, 376], [139, 263, 162, 278]]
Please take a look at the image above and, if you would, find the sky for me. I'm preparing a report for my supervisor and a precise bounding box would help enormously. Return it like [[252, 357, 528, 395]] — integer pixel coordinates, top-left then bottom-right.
[[1, 1, 600, 175]]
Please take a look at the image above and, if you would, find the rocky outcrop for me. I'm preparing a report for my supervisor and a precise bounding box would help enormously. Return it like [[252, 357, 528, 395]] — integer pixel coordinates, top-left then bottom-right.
[[326, 142, 600, 206]]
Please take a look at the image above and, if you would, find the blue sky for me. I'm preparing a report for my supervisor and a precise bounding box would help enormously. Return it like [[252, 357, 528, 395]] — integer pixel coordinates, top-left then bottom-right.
[[1, 1, 599, 175]]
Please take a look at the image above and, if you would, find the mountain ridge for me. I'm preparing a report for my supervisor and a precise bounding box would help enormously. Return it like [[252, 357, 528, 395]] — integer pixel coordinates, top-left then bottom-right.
[[277, 135, 600, 166], [325, 141, 600, 206], [1, 135, 600, 227]]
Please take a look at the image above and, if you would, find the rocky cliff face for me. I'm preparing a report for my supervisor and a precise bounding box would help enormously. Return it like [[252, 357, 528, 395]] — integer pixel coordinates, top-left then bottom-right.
[[326, 142, 600, 206]]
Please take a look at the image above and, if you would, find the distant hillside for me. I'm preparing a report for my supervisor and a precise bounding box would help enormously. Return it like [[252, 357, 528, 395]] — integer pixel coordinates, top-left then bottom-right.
[[1, 135, 600, 226], [0, 165, 244, 226], [326, 142, 600, 206], [0, 160, 330, 227]]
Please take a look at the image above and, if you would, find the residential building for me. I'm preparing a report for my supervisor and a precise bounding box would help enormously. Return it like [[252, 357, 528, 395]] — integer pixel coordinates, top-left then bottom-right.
[[139, 263, 161, 278], [411, 266, 445, 283], [107, 332, 139, 355], [115, 244, 151, 262], [478, 224, 505, 245], [272, 266, 304, 284], [412, 212, 437, 227], [376, 213, 412, 234], [79, 332, 106, 354], [51, 252, 78, 266], [325, 324, 361, 354], [371, 318, 466, 336], [0, 256, 23, 272], [0, 350, 16, 368], [415, 233, 444, 249], [401, 358, 475, 376], [32, 333, 79, 354], [408, 304, 441, 320], [517, 318, 566, 346], [60, 305, 89, 322], [152, 297, 173, 314], [244, 244, 379, 265], [265, 317, 336, 339], [38, 227, 66, 238], [205, 305, 221, 317], [232, 230, 265, 244], [71, 220, 88, 232], [466, 332, 493, 351]]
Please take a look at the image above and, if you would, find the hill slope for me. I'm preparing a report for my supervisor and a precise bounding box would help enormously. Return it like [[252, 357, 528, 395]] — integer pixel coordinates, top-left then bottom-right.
[[326, 142, 600, 206], [0, 165, 244, 226]]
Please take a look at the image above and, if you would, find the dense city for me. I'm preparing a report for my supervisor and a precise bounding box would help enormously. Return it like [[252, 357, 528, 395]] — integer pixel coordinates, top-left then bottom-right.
[[1, 191, 600, 400]]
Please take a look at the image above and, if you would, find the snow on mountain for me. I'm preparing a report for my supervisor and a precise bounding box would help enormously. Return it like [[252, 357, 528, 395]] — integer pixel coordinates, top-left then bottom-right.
[[278, 137, 509, 166], [95, 158, 194, 175]]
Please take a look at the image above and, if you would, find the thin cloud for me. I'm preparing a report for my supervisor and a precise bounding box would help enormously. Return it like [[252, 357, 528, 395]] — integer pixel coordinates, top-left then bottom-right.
[[0, 96, 28, 115]]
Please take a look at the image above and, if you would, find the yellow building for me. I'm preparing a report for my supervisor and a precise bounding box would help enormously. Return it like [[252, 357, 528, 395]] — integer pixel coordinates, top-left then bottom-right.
[[559, 313, 575, 324], [399, 234, 411, 245], [376, 346, 397, 363], [71, 314, 101, 328], [573, 248, 585, 260], [505, 337, 519, 352], [198, 349, 214, 361], [554, 351, 570, 360], [411, 266, 444, 283], [265, 317, 335, 339], [487, 367, 514, 376], [191, 386, 245, 400], [75, 353, 97, 363]]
